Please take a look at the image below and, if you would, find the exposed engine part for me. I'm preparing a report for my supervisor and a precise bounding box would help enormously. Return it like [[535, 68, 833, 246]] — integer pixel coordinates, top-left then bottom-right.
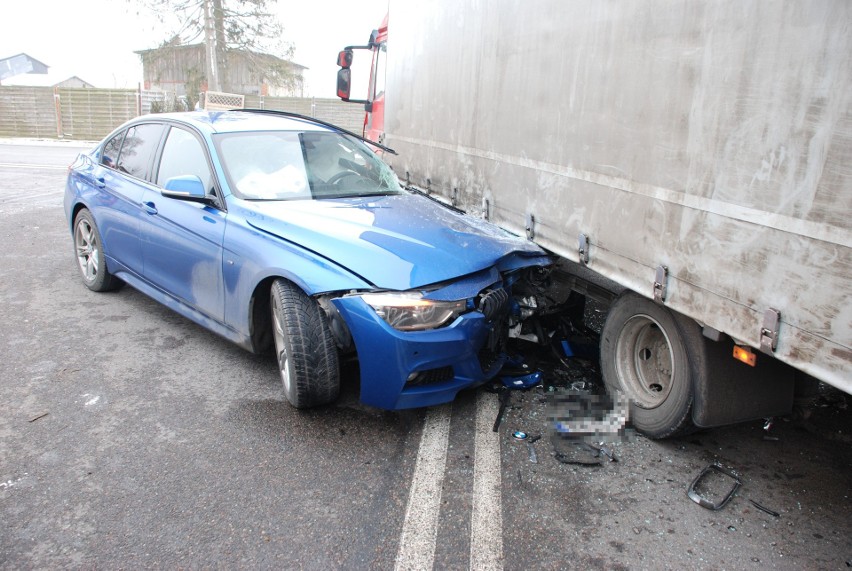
[[525, 265, 551, 288], [477, 287, 509, 321]]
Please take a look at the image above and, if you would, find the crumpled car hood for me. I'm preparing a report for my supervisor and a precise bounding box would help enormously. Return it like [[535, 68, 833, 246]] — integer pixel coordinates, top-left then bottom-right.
[[240, 193, 547, 290]]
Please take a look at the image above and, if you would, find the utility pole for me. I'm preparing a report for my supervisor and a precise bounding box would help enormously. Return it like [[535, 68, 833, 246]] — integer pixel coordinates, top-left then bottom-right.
[[203, 0, 220, 92], [213, 0, 228, 92]]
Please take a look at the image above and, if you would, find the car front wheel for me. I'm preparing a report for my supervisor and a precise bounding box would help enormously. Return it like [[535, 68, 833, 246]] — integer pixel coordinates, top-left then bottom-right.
[[270, 279, 340, 408], [73, 209, 122, 292]]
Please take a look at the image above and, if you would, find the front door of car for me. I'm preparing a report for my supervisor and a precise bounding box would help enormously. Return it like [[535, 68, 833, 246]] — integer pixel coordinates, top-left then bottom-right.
[[139, 126, 226, 323]]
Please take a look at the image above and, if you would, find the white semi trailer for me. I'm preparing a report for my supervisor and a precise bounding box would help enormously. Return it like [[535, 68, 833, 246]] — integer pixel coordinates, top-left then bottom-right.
[[337, 1, 851, 437]]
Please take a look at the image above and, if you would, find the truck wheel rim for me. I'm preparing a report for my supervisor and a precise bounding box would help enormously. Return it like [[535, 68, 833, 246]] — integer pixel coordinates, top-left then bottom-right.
[[615, 314, 674, 409]]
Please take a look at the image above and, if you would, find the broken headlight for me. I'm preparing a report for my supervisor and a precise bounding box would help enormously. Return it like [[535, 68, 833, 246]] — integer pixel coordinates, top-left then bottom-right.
[[359, 292, 467, 331]]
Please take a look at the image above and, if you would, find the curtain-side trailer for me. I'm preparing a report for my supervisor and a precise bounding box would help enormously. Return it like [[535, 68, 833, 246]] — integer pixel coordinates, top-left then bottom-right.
[[337, 1, 851, 437]]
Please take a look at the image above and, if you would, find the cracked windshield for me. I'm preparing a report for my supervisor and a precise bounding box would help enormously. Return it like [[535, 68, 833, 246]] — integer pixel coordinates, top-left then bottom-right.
[[216, 130, 402, 200]]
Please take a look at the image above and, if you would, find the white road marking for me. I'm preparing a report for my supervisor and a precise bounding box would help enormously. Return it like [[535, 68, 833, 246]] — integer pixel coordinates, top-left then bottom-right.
[[4, 190, 63, 202], [0, 474, 28, 490], [394, 403, 452, 571], [0, 163, 67, 170], [471, 391, 504, 570]]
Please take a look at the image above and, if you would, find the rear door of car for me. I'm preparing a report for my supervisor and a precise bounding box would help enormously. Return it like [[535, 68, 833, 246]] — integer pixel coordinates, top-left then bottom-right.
[[94, 123, 165, 276], [139, 124, 226, 323]]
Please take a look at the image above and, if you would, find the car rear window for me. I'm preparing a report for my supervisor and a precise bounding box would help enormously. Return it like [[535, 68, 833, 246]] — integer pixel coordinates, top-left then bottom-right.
[[101, 131, 124, 168], [115, 123, 164, 180]]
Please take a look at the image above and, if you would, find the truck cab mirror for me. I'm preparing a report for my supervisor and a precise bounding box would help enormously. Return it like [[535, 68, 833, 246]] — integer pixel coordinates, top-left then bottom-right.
[[335, 44, 372, 104], [337, 68, 352, 99], [337, 49, 353, 69]]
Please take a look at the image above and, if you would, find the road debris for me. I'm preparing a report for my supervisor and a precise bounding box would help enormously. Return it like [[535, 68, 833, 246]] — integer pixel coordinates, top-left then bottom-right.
[[749, 499, 781, 518], [589, 443, 618, 462], [687, 464, 742, 510], [763, 417, 780, 441], [526, 442, 538, 464], [28, 412, 49, 423], [492, 389, 511, 432], [553, 440, 604, 466]]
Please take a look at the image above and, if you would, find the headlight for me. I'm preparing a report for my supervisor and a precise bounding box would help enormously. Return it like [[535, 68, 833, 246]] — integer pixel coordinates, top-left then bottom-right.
[[360, 292, 467, 331]]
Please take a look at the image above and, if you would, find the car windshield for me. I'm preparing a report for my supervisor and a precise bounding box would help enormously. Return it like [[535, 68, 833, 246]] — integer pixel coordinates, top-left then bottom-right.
[[214, 130, 404, 200]]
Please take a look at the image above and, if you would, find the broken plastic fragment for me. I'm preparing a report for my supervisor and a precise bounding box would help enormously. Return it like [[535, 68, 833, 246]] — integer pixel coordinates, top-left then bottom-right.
[[501, 371, 542, 389], [526, 442, 538, 463], [687, 464, 741, 510], [749, 499, 780, 517], [591, 443, 618, 462], [492, 390, 511, 432], [553, 441, 604, 466]]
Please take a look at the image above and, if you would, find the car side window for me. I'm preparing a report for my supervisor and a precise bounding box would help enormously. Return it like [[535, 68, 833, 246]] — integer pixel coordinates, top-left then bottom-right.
[[156, 127, 214, 193], [101, 131, 124, 169], [116, 123, 164, 179]]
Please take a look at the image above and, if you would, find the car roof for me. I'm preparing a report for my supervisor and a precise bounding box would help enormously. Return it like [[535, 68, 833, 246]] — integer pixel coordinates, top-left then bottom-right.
[[148, 110, 331, 135]]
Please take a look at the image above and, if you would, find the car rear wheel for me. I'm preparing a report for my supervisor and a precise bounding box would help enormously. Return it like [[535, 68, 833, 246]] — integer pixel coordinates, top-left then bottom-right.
[[270, 279, 340, 408], [73, 209, 122, 292], [600, 292, 703, 438]]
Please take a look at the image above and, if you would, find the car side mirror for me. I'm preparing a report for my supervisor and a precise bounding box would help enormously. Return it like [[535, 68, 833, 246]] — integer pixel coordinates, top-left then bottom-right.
[[162, 175, 208, 203]]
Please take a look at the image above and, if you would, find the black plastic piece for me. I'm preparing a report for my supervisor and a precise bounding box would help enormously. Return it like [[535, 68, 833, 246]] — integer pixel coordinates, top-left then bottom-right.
[[749, 499, 780, 517], [687, 464, 741, 510]]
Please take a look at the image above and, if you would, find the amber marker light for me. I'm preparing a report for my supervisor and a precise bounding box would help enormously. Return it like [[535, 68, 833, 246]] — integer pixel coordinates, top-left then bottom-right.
[[733, 345, 757, 367]]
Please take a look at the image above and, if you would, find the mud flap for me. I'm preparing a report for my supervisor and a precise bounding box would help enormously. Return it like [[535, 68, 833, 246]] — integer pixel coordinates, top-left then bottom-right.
[[692, 336, 795, 428]]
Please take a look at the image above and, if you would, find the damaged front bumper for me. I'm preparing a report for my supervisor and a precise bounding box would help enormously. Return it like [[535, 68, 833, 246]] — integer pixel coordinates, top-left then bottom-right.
[[332, 294, 507, 410]]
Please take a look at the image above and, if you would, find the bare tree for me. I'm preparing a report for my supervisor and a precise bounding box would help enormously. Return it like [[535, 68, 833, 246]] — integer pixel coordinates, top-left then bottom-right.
[[135, 0, 294, 92]]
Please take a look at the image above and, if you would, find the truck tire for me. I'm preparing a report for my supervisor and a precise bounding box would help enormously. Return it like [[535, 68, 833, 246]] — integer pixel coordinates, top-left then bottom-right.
[[270, 279, 340, 408], [600, 292, 703, 438]]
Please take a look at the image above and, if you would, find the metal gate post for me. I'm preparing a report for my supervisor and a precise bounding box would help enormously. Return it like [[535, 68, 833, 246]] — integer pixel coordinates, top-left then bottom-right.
[[53, 87, 62, 139]]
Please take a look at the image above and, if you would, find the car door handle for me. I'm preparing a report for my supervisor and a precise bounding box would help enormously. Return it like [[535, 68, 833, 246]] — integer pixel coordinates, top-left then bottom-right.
[[143, 201, 158, 215], [95, 177, 106, 188]]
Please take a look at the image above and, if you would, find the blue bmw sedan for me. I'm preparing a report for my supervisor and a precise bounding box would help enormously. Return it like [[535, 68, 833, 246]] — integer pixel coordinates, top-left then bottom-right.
[[64, 110, 551, 410]]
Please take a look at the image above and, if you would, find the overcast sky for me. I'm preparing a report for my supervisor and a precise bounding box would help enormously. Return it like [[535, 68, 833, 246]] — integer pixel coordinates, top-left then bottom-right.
[[0, 0, 388, 97]]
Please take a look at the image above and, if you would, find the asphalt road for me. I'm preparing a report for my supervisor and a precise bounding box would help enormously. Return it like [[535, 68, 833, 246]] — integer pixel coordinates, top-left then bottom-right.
[[1, 140, 850, 569]]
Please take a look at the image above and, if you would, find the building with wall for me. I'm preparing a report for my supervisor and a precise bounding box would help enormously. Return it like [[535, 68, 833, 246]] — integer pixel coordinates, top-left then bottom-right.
[[136, 44, 306, 98]]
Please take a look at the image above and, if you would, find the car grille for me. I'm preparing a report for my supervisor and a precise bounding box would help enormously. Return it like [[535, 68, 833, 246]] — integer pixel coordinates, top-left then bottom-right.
[[406, 366, 454, 386]]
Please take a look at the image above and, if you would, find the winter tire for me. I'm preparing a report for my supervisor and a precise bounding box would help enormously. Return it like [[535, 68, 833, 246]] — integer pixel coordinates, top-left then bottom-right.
[[270, 279, 340, 408], [73, 209, 122, 292]]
